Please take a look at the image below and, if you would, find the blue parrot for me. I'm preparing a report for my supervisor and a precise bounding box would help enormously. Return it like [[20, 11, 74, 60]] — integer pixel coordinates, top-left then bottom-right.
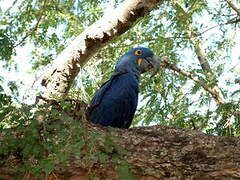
[[88, 47, 160, 128]]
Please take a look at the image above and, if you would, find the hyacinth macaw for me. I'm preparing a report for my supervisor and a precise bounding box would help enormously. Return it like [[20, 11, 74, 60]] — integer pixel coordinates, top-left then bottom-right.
[[88, 47, 160, 128]]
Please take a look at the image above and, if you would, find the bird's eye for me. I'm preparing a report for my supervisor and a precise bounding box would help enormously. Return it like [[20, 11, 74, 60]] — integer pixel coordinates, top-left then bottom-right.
[[134, 50, 143, 56]]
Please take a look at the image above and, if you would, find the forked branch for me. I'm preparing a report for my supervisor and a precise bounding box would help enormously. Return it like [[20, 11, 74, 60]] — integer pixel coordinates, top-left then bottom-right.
[[161, 60, 225, 105]]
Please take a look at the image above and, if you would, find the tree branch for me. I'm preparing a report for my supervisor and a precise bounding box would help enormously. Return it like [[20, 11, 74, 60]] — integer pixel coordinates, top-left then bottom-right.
[[172, 1, 227, 105], [189, 39, 225, 105], [161, 60, 225, 105], [1, 123, 240, 179], [196, 17, 240, 37], [13, 0, 48, 48], [225, 0, 240, 16], [41, 0, 165, 99]]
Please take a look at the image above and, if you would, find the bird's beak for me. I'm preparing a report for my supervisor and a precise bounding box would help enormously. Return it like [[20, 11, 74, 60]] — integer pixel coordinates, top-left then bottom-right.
[[150, 55, 160, 77], [144, 55, 160, 78]]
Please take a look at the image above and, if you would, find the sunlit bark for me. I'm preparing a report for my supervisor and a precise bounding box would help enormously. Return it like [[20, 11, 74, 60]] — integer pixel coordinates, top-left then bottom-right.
[[41, 0, 165, 98]]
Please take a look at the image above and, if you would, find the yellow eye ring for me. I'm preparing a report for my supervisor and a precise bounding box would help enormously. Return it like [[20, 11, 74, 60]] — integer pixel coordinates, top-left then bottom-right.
[[134, 50, 143, 56]]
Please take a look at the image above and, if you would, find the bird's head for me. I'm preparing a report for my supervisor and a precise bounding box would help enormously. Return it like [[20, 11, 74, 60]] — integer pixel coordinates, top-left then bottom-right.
[[114, 47, 160, 77]]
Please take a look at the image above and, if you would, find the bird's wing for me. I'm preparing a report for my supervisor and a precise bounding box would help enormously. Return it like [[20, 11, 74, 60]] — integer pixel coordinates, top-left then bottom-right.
[[88, 72, 139, 128], [87, 72, 127, 114]]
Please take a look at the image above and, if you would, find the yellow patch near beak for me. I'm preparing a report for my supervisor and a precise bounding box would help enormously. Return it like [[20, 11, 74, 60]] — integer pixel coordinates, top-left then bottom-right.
[[137, 58, 143, 65]]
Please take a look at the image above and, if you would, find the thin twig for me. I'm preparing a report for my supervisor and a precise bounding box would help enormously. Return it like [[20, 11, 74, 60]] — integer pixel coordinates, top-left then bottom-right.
[[5, 0, 19, 13], [161, 60, 225, 105], [190, 119, 196, 130], [161, 60, 206, 86], [13, 0, 48, 48], [196, 17, 240, 37]]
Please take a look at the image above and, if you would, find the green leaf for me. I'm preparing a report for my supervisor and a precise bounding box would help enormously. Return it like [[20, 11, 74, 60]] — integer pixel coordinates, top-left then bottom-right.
[[117, 164, 136, 180]]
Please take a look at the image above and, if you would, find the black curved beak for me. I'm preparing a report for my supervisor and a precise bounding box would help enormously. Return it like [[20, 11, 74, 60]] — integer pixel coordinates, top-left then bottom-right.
[[145, 55, 160, 78]]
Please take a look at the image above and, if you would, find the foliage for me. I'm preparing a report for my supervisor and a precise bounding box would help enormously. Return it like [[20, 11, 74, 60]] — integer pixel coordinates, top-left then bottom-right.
[[117, 163, 136, 180], [0, 99, 133, 177]]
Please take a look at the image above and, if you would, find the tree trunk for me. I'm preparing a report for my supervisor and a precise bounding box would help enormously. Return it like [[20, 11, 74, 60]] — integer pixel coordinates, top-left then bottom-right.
[[1, 122, 240, 179], [41, 0, 165, 99]]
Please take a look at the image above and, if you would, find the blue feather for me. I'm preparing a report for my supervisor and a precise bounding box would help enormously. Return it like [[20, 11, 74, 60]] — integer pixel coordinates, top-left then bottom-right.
[[89, 72, 139, 128], [88, 47, 156, 128]]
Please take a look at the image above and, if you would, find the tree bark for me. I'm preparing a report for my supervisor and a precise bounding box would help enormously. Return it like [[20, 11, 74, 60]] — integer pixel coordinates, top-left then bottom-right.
[[1, 123, 240, 179], [41, 0, 165, 99], [189, 37, 225, 105]]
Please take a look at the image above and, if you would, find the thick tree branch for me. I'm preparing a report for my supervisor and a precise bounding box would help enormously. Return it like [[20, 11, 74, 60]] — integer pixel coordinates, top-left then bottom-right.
[[192, 39, 213, 74], [1, 123, 240, 179], [189, 38, 225, 105], [225, 0, 240, 16], [41, 0, 165, 98]]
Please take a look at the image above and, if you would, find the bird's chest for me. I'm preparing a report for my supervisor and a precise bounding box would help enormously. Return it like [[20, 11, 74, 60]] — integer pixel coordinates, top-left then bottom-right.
[[105, 74, 139, 102]]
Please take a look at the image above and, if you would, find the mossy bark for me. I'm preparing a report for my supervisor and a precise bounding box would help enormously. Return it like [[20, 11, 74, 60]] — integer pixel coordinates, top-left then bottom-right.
[[1, 121, 240, 179]]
